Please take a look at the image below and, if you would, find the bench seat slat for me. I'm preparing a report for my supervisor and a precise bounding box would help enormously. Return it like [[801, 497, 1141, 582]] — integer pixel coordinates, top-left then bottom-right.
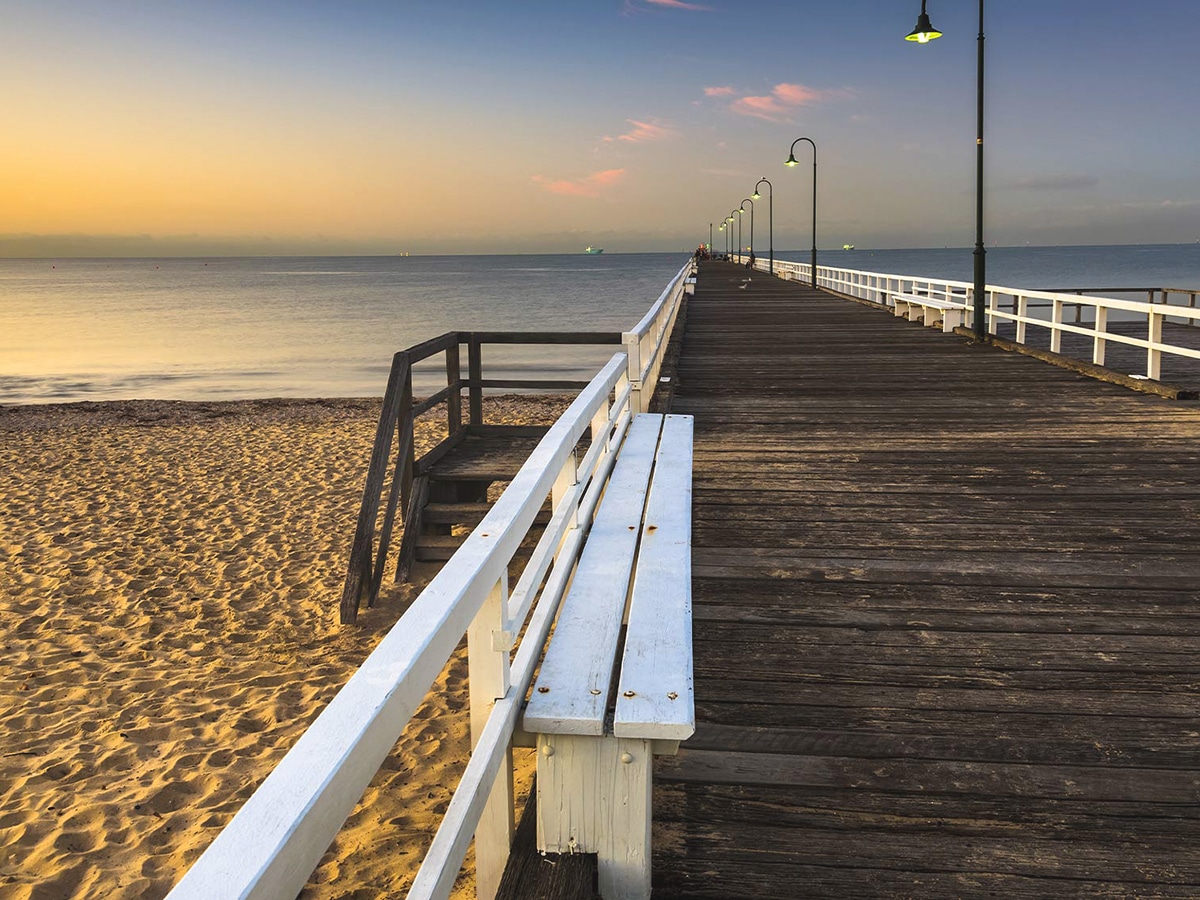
[[523, 414, 665, 736], [614, 415, 694, 741]]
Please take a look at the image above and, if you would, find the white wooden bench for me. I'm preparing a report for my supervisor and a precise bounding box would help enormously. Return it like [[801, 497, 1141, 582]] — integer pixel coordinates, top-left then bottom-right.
[[889, 292, 967, 333], [522, 412, 694, 900]]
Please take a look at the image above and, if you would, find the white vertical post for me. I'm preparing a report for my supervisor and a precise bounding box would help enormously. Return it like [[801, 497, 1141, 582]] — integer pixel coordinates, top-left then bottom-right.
[[598, 738, 653, 900], [536, 735, 653, 900], [1093, 306, 1108, 366], [623, 333, 642, 415], [1051, 299, 1064, 354], [551, 449, 581, 565], [468, 575, 513, 900], [1016, 295, 1028, 344], [987, 288, 998, 335], [1148, 311, 1163, 380]]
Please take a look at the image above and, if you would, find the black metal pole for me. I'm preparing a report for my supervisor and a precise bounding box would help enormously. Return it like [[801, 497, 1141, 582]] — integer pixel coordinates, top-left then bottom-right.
[[973, 0, 987, 339], [756, 178, 773, 275], [709, 222, 713, 254], [809, 149, 818, 287], [740, 199, 755, 266], [787, 138, 818, 287]]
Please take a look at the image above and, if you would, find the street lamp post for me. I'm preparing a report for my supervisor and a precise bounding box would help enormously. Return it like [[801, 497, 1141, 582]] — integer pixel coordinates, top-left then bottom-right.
[[907, 0, 987, 340], [709, 222, 713, 255], [740, 198, 754, 265], [752, 178, 773, 275], [719, 221, 727, 257], [729, 213, 737, 259], [784, 137, 818, 288]]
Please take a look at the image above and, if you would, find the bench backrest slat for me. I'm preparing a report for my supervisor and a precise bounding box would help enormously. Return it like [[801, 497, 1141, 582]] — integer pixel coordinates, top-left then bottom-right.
[[523, 414, 665, 736], [615, 414, 695, 741]]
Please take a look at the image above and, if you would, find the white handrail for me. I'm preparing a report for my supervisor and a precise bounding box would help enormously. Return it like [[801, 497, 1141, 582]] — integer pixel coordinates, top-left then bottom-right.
[[167, 261, 692, 900], [755, 257, 1200, 381], [623, 259, 694, 412]]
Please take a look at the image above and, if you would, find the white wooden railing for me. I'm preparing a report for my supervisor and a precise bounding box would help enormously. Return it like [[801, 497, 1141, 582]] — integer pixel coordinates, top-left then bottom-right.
[[166, 259, 694, 900], [624, 261, 691, 411], [740, 255, 1200, 381]]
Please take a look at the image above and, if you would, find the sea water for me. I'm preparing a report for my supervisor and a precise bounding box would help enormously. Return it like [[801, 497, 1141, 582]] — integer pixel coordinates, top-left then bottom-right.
[[2, 245, 1198, 405], [0, 253, 688, 404]]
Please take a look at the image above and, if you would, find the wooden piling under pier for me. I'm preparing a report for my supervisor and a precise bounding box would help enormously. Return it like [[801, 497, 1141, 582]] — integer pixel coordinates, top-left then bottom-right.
[[498, 260, 1200, 897]]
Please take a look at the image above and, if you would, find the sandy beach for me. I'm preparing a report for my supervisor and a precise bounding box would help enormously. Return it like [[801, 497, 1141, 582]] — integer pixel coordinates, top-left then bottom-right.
[[0, 394, 571, 899]]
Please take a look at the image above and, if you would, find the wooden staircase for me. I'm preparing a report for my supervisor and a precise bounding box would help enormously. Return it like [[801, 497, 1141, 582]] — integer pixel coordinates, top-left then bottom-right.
[[397, 425, 554, 576]]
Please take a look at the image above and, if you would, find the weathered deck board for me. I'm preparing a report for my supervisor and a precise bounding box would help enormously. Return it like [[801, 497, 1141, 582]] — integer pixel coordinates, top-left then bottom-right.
[[653, 260, 1200, 898]]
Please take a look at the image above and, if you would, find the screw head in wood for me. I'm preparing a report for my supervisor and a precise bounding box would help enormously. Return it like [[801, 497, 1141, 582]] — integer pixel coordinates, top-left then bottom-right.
[[620, 752, 634, 764]]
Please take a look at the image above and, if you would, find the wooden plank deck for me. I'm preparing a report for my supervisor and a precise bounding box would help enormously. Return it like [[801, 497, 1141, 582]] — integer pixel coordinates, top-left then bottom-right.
[[652, 260, 1200, 898]]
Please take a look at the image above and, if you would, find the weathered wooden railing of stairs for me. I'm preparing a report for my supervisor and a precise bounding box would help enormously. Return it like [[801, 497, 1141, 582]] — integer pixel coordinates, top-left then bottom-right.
[[338, 330, 621, 623]]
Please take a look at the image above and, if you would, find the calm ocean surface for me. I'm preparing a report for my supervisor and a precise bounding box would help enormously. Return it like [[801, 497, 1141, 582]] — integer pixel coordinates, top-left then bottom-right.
[[3, 245, 1198, 405]]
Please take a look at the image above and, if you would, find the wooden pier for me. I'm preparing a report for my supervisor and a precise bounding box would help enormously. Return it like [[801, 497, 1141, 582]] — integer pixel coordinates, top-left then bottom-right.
[[636, 260, 1200, 897]]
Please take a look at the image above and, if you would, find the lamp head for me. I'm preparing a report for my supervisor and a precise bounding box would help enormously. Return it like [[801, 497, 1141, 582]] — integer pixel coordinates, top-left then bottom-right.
[[784, 153, 799, 167], [752, 190, 761, 200], [905, 9, 942, 43]]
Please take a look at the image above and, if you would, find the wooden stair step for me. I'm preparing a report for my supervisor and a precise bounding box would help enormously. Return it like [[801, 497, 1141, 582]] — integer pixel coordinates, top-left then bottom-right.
[[414, 534, 465, 562], [422, 502, 492, 525], [421, 501, 554, 527]]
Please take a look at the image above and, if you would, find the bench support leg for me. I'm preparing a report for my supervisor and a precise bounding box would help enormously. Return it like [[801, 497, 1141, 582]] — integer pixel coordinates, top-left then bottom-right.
[[536, 734, 653, 900]]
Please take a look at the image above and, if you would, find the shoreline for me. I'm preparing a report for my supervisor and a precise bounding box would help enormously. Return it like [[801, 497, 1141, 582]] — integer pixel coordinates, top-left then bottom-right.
[[0, 394, 570, 899]]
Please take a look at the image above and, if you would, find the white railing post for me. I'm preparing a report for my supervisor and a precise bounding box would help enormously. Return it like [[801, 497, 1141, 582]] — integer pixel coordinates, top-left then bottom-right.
[[1051, 299, 1064, 354], [1093, 306, 1108, 366], [623, 333, 643, 414], [553, 449, 580, 539], [1148, 311, 1163, 380], [468, 574, 513, 899], [1016, 295, 1028, 345]]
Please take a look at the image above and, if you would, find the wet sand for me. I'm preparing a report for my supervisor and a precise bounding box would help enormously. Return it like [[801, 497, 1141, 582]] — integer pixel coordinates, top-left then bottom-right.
[[0, 395, 570, 899]]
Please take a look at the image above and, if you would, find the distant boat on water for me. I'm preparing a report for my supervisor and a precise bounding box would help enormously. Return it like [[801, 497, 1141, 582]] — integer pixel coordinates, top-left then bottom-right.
[[584, 246, 604, 254]]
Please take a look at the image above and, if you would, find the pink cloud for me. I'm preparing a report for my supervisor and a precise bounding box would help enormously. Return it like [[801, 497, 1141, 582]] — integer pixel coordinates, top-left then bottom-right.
[[617, 119, 675, 143], [772, 83, 822, 106], [704, 86, 736, 97], [533, 168, 626, 198], [727, 82, 847, 123]]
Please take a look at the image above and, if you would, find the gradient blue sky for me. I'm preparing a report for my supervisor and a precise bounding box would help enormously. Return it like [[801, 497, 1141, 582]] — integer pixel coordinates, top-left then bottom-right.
[[2, 0, 1198, 255]]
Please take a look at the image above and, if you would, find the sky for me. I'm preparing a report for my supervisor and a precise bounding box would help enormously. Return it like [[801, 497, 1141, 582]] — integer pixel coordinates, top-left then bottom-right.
[[2, 0, 1198, 256]]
